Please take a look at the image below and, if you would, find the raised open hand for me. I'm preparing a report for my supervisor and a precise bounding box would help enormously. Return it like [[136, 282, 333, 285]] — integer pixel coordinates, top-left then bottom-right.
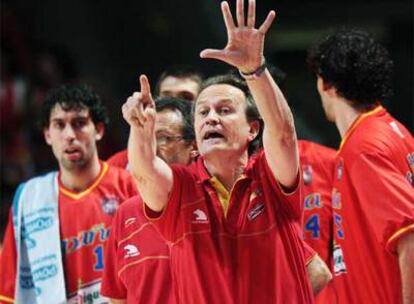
[[200, 0, 275, 73], [122, 75, 156, 131]]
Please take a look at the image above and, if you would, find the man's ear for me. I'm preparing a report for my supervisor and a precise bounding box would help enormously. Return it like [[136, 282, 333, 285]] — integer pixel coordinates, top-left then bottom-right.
[[43, 128, 52, 146], [317, 77, 337, 97], [248, 120, 261, 142], [95, 122, 105, 141], [188, 140, 199, 159]]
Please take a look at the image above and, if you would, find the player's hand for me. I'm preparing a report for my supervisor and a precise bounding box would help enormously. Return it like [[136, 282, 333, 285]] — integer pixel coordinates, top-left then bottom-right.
[[200, 0, 276, 73], [122, 75, 156, 132]]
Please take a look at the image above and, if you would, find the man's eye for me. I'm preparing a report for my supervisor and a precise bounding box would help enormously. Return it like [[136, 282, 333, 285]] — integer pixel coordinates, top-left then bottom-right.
[[54, 122, 65, 129], [219, 107, 230, 114], [198, 109, 208, 116], [73, 120, 87, 129]]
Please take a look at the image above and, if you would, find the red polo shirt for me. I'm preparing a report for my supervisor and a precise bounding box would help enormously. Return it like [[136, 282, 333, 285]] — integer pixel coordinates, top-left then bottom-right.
[[101, 197, 174, 303], [147, 149, 314, 304]]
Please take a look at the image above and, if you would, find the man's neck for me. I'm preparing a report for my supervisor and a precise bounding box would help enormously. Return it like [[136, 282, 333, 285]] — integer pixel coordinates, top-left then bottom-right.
[[59, 157, 102, 192], [204, 151, 248, 191], [334, 99, 363, 138]]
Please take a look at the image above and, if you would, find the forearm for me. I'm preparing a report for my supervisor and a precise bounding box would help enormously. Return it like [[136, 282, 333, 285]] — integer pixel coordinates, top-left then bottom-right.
[[306, 254, 332, 295], [110, 299, 126, 304], [398, 232, 414, 304], [127, 127, 172, 211], [246, 68, 299, 187], [246, 69, 296, 141]]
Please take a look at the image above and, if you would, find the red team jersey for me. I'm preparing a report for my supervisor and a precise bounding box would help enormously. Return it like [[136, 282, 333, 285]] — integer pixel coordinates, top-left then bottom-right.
[[299, 140, 336, 264], [332, 106, 414, 303], [101, 197, 174, 303], [107, 149, 128, 169], [299, 140, 336, 303], [0, 162, 137, 303], [147, 150, 314, 304]]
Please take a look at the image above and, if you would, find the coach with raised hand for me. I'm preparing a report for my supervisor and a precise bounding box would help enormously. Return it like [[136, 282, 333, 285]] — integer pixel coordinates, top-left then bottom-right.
[[122, 0, 314, 303]]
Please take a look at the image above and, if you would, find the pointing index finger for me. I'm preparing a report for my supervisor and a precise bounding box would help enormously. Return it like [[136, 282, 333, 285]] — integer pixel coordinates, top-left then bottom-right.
[[139, 74, 152, 98]]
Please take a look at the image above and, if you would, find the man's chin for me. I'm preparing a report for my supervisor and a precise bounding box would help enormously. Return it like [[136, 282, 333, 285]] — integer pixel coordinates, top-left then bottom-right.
[[60, 158, 87, 171]]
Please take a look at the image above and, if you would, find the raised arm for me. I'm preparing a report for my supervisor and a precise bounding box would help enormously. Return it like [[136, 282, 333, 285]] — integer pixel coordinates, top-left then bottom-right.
[[200, 0, 299, 188], [122, 75, 173, 211]]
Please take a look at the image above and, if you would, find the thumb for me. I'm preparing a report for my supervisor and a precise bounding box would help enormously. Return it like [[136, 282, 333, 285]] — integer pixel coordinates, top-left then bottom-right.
[[200, 49, 227, 61]]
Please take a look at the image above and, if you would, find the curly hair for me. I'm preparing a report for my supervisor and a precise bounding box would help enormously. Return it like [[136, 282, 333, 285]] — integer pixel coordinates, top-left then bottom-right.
[[307, 29, 393, 108], [39, 84, 109, 129]]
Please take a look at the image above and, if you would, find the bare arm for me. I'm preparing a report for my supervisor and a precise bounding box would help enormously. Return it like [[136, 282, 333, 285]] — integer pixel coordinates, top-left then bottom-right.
[[110, 299, 126, 304], [123, 75, 173, 211], [200, 0, 299, 188], [397, 232, 414, 304], [306, 254, 332, 295]]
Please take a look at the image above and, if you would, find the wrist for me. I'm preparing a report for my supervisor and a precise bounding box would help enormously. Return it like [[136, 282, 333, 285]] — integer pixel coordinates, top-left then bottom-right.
[[239, 57, 267, 80]]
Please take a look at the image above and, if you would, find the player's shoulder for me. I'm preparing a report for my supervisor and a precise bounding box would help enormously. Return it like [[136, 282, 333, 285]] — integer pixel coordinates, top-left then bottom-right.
[[107, 149, 128, 168]]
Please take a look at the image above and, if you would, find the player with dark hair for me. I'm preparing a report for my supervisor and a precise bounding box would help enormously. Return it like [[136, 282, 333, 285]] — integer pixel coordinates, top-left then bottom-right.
[[0, 84, 137, 304], [154, 64, 203, 101], [307, 28, 414, 304]]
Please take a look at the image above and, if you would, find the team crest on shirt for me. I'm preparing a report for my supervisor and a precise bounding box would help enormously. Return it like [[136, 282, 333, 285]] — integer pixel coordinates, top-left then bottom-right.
[[100, 196, 120, 215], [336, 158, 344, 181], [302, 164, 313, 185]]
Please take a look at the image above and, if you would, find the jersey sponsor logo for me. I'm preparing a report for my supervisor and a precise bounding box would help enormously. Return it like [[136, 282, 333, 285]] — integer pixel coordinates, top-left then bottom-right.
[[62, 223, 110, 254], [124, 244, 140, 258], [100, 196, 120, 215], [406, 172, 414, 187], [333, 243, 347, 275], [302, 164, 313, 185], [407, 153, 414, 172], [304, 193, 322, 210], [247, 202, 265, 221], [125, 217, 137, 227], [67, 281, 107, 304], [192, 209, 209, 223], [389, 121, 405, 138], [331, 188, 341, 209]]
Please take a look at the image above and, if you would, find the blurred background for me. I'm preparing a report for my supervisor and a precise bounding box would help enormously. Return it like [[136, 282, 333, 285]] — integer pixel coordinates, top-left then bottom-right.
[[1, 0, 413, 240]]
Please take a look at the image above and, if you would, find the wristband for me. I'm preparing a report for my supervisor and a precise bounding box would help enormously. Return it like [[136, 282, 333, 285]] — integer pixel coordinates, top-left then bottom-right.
[[239, 58, 267, 80]]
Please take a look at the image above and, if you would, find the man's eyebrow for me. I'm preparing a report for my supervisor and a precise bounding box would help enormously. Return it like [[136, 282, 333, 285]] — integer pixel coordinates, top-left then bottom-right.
[[196, 98, 234, 107]]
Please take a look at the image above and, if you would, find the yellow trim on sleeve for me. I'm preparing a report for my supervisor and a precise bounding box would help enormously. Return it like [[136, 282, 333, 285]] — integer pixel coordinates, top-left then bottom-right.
[[0, 294, 14, 303], [387, 223, 414, 249]]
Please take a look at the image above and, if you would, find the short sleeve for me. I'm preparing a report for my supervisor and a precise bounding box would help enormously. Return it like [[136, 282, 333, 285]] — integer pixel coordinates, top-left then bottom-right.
[[0, 210, 17, 303], [100, 211, 127, 300], [259, 150, 303, 219], [144, 165, 187, 242], [350, 152, 414, 253]]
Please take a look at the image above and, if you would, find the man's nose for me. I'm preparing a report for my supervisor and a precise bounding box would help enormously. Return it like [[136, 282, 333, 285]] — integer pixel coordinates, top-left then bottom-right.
[[205, 110, 220, 125], [62, 125, 76, 140]]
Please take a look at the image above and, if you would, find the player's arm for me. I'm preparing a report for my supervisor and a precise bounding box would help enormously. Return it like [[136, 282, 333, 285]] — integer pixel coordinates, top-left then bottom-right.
[[110, 299, 126, 304], [306, 254, 332, 295], [200, 0, 298, 189], [397, 232, 414, 304], [0, 210, 17, 303], [123, 75, 173, 212]]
